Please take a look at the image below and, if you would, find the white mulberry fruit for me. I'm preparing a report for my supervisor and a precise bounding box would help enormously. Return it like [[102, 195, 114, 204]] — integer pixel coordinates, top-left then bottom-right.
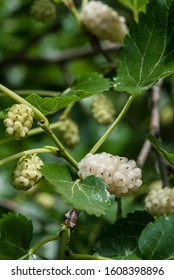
[[11, 154, 43, 191], [145, 186, 174, 217], [4, 104, 34, 140], [91, 94, 116, 125], [80, 1, 128, 42], [78, 152, 142, 197], [58, 119, 80, 148], [30, 0, 56, 23]]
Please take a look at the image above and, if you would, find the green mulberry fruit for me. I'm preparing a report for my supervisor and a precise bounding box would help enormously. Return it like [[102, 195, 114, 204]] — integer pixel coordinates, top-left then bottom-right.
[[11, 154, 43, 191], [91, 94, 116, 125], [4, 103, 34, 140], [30, 0, 56, 23], [58, 118, 80, 148]]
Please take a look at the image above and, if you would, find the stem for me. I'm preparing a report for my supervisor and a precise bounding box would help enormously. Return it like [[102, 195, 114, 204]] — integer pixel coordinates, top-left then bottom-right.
[[57, 224, 71, 260], [0, 147, 58, 166], [0, 84, 78, 169], [0, 84, 48, 125], [81, 0, 88, 9], [51, 132, 78, 169], [0, 121, 62, 146], [90, 95, 135, 154], [69, 250, 111, 260], [29, 230, 62, 255], [61, 0, 81, 23], [59, 103, 74, 120], [116, 197, 122, 220]]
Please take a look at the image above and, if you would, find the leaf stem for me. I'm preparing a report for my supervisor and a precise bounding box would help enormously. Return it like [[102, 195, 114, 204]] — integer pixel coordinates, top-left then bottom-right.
[[29, 229, 62, 255], [59, 103, 74, 120], [69, 250, 111, 260], [61, 0, 81, 23], [90, 94, 135, 154], [0, 146, 58, 166]]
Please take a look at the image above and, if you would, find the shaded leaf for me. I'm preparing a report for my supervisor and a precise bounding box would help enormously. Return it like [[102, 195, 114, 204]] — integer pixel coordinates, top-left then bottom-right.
[[114, 0, 174, 94], [94, 211, 154, 258], [139, 213, 174, 259], [148, 134, 174, 165], [26, 73, 111, 115], [26, 94, 79, 115], [0, 213, 33, 260], [41, 162, 111, 217]]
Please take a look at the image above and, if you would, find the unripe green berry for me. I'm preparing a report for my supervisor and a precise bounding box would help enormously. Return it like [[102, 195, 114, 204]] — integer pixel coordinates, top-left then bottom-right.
[[58, 118, 80, 148], [11, 154, 43, 191], [30, 0, 56, 23], [80, 1, 128, 42], [91, 94, 116, 125], [4, 103, 34, 140]]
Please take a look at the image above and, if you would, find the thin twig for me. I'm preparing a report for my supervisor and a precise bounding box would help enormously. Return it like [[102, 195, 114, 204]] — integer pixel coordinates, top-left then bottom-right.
[[137, 79, 169, 187], [137, 80, 162, 168], [0, 42, 120, 68]]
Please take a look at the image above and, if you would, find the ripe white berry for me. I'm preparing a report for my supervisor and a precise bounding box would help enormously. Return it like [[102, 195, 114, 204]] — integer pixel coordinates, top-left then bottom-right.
[[57, 119, 80, 148], [78, 152, 142, 197], [91, 94, 116, 125], [145, 186, 174, 217], [11, 154, 43, 191], [80, 1, 128, 42], [4, 104, 34, 140]]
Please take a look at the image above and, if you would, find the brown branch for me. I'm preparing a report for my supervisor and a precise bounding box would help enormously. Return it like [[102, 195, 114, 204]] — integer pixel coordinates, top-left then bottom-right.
[[0, 42, 120, 68], [137, 80, 162, 168], [137, 79, 169, 187]]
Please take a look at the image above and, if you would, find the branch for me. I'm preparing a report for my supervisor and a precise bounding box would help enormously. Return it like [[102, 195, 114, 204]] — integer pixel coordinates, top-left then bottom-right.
[[137, 79, 169, 187], [137, 80, 162, 168], [0, 42, 120, 68]]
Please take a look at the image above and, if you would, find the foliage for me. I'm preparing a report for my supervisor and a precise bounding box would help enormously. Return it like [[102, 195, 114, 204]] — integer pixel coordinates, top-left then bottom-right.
[[0, 0, 174, 260]]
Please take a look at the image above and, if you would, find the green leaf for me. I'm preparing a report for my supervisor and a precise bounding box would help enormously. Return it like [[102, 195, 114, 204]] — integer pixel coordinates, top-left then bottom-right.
[[114, 0, 174, 94], [139, 213, 174, 259], [148, 134, 174, 165], [118, 0, 148, 13], [26, 94, 79, 115], [94, 211, 154, 259], [72, 72, 111, 95], [41, 162, 111, 217], [26, 73, 111, 115], [0, 213, 33, 260]]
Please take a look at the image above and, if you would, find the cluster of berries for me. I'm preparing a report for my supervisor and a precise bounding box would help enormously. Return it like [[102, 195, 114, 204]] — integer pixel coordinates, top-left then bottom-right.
[[78, 152, 142, 197], [57, 119, 80, 148], [145, 186, 174, 217], [4, 104, 34, 140], [11, 154, 43, 191], [30, 0, 56, 22], [91, 94, 116, 125]]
